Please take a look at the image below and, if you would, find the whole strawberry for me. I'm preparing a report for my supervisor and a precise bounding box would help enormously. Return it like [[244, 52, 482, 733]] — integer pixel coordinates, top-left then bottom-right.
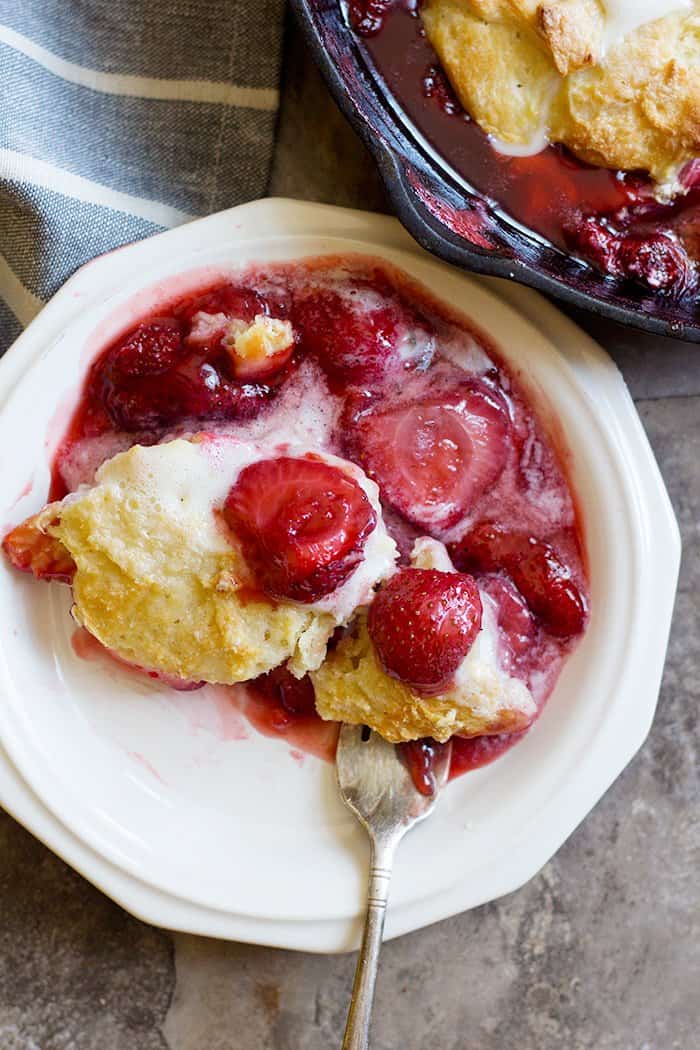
[[368, 568, 482, 693]]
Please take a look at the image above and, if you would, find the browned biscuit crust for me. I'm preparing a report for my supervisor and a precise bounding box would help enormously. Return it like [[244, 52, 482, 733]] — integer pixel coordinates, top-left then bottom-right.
[[422, 0, 700, 184]]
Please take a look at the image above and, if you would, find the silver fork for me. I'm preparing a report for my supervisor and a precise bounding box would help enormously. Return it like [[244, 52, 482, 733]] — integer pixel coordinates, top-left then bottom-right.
[[336, 725, 452, 1050]]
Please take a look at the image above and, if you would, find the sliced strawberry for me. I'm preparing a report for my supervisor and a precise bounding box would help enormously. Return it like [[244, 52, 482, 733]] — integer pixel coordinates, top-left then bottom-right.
[[223, 457, 377, 603], [349, 382, 510, 531], [481, 575, 536, 660], [100, 359, 270, 432], [451, 523, 587, 638], [109, 320, 185, 378], [368, 567, 482, 693], [174, 360, 271, 421], [95, 294, 281, 432], [294, 286, 421, 386], [513, 543, 587, 639], [2, 514, 75, 584], [452, 522, 522, 574]]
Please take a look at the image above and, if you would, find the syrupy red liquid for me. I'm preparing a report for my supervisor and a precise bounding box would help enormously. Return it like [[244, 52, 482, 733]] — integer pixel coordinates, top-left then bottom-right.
[[346, 1, 699, 296], [220, 680, 340, 764], [44, 254, 587, 792]]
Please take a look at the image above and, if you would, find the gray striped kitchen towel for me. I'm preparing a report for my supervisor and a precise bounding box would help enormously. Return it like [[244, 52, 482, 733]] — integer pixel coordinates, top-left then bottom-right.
[[0, 0, 285, 354]]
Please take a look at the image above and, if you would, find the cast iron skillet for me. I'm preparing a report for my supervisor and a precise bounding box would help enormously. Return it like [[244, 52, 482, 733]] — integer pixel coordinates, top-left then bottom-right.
[[290, 0, 700, 343]]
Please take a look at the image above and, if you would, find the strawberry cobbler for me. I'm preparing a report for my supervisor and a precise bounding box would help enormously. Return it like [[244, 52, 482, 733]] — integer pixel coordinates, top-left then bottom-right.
[[3, 256, 588, 792]]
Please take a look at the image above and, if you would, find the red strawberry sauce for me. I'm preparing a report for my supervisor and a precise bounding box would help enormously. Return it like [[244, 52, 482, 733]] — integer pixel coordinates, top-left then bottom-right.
[[347, 1, 699, 297], [45, 254, 588, 790]]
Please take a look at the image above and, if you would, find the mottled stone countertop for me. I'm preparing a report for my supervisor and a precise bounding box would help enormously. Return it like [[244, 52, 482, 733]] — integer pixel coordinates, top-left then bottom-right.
[[1, 16, 698, 1050]]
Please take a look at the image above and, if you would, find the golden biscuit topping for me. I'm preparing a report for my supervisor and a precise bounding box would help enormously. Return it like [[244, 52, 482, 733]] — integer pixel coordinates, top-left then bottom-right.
[[45, 439, 397, 686], [422, 0, 700, 185], [224, 315, 294, 365], [539, 0, 603, 74]]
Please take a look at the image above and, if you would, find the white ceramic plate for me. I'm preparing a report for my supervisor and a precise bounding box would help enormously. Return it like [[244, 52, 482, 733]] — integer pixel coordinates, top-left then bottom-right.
[[0, 199, 680, 952]]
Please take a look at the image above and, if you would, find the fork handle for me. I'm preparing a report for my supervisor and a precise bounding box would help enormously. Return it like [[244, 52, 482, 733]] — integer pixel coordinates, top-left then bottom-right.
[[342, 837, 397, 1050]]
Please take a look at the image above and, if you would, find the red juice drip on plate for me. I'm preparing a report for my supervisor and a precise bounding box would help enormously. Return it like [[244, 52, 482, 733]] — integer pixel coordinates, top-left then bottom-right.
[[233, 674, 339, 763], [449, 732, 526, 778]]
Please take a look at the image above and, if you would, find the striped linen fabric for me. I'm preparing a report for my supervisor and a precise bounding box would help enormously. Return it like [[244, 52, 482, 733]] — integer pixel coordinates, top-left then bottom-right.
[[0, 0, 285, 353]]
